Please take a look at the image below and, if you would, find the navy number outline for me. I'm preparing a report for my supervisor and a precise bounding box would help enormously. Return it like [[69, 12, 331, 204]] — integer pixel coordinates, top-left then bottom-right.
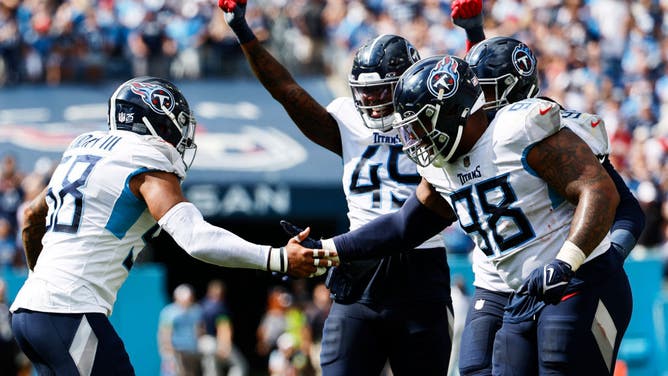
[[450, 173, 535, 257], [349, 145, 420, 208], [47, 154, 102, 234]]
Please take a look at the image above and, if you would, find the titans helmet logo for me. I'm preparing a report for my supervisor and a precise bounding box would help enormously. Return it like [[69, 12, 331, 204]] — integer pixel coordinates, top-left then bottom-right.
[[129, 82, 175, 115], [512, 44, 536, 77], [428, 56, 459, 99]]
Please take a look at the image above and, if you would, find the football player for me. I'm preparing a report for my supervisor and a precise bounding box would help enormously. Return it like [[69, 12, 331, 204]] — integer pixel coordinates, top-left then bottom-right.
[[308, 55, 635, 375], [217, 0, 486, 374], [10, 77, 337, 375], [449, 1, 644, 372], [456, 35, 645, 376]]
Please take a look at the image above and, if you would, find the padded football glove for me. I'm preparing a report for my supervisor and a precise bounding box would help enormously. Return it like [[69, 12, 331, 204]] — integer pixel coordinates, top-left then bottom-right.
[[451, 0, 483, 29], [517, 259, 574, 305]]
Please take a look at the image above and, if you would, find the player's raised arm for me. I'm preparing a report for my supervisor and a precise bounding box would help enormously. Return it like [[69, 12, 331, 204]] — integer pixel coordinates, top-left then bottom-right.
[[133, 170, 337, 278], [21, 187, 48, 271], [218, 0, 342, 155], [451, 0, 486, 52]]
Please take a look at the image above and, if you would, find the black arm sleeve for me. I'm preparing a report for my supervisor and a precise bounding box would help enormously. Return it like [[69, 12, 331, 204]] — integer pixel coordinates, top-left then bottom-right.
[[603, 159, 645, 257], [331, 192, 455, 261]]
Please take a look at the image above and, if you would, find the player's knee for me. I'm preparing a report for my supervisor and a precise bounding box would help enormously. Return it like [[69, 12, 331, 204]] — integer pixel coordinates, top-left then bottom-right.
[[458, 314, 502, 375], [538, 317, 575, 371]]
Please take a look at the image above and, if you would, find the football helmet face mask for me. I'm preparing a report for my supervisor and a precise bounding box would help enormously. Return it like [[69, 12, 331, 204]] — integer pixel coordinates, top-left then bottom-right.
[[108, 76, 197, 169], [393, 55, 484, 167], [349, 34, 421, 131], [465, 36, 539, 111]]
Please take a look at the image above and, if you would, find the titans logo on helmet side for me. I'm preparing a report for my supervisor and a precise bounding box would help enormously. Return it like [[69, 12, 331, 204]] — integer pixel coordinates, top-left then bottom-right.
[[512, 44, 536, 77], [428, 56, 459, 98], [129, 82, 175, 115]]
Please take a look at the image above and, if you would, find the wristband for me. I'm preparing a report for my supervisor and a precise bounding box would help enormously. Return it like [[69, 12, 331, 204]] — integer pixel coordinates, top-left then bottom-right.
[[267, 246, 288, 273], [555, 240, 586, 271]]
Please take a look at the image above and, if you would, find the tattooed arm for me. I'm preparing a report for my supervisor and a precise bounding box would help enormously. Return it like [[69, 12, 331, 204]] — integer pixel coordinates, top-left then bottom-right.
[[219, 1, 342, 155], [527, 128, 620, 255], [238, 39, 343, 156], [22, 187, 48, 271]]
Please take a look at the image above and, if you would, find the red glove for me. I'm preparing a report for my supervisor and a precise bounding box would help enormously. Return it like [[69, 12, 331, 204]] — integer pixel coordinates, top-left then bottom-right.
[[451, 0, 482, 20], [218, 0, 247, 13]]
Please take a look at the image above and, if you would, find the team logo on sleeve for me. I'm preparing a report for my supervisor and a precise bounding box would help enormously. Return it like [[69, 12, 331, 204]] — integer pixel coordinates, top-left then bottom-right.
[[129, 82, 175, 115], [512, 44, 536, 77], [428, 56, 459, 98]]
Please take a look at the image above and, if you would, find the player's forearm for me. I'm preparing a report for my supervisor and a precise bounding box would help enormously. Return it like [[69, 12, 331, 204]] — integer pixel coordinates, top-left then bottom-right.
[[239, 40, 342, 154], [331, 192, 454, 261], [22, 188, 49, 271], [602, 160, 645, 257], [568, 186, 618, 255], [159, 202, 272, 270], [240, 39, 299, 101]]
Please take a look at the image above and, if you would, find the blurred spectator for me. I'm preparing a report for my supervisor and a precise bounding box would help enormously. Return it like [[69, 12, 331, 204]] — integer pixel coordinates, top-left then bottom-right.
[[302, 283, 330, 375], [127, 10, 176, 78], [0, 2, 20, 85], [199, 279, 248, 376], [0, 218, 15, 269], [0, 155, 24, 231], [256, 285, 312, 372], [256, 286, 291, 358], [268, 332, 315, 376], [159, 283, 205, 376]]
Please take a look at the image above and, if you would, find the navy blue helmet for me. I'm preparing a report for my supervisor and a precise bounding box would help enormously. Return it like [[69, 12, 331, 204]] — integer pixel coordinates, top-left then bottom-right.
[[108, 76, 196, 160], [393, 55, 484, 167], [465, 36, 539, 111], [349, 34, 421, 131]]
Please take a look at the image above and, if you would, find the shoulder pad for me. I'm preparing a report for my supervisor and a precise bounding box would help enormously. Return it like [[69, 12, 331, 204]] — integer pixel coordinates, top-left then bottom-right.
[[559, 110, 609, 157]]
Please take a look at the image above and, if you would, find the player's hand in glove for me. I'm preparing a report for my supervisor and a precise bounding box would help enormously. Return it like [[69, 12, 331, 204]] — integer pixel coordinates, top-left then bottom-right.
[[280, 220, 322, 249], [277, 221, 339, 278], [517, 259, 574, 305], [451, 0, 483, 29], [217, 0, 256, 43]]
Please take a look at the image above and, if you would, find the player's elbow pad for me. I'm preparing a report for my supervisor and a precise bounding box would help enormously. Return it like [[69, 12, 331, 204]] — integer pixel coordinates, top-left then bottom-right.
[[333, 192, 454, 261], [158, 202, 269, 270]]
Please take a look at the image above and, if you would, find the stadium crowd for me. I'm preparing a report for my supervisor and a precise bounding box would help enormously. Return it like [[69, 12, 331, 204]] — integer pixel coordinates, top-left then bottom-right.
[[2, 0, 668, 374]]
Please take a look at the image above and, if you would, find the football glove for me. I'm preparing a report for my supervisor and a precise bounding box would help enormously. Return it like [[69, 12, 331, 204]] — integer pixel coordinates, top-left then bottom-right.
[[280, 220, 322, 250], [218, 0, 255, 43], [451, 0, 483, 29], [517, 259, 574, 305]]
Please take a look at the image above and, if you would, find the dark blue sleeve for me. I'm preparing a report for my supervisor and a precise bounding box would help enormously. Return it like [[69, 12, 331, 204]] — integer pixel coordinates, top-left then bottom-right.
[[602, 159, 645, 258], [331, 192, 455, 261]]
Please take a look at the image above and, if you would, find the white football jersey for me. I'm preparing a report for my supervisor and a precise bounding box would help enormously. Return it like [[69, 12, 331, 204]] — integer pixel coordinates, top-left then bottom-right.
[[327, 97, 443, 249], [11, 130, 186, 316], [419, 99, 610, 290], [471, 107, 611, 292]]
